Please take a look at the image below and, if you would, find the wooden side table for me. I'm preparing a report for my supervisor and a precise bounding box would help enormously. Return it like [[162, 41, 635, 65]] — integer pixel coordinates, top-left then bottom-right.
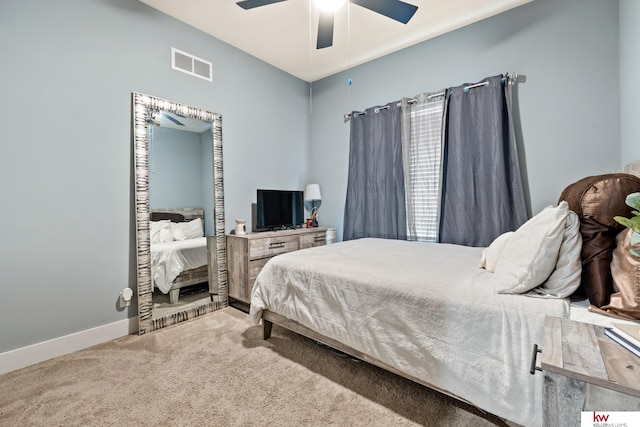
[[539, 316, 640, 426]]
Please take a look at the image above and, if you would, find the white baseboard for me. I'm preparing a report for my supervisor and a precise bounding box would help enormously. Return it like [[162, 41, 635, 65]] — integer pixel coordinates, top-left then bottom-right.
[[0, 317, 138, 375]]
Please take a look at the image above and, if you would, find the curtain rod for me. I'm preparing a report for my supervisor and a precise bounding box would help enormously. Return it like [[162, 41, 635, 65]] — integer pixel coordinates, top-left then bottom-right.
[[343, 72, 518, 122]]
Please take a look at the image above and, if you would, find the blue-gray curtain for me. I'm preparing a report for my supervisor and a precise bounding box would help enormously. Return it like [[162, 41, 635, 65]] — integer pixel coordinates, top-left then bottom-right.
[[439, 75, 527, 247], [343, 102, 407, 241]]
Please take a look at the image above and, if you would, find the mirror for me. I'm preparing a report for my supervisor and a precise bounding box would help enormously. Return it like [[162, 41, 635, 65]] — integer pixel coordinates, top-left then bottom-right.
[[132, 92, 227, 334]]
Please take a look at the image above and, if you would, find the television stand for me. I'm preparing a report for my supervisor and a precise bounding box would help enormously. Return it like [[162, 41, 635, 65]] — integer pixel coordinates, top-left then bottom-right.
[[227, 227, 330, 303], [261, 225, 298, 232]]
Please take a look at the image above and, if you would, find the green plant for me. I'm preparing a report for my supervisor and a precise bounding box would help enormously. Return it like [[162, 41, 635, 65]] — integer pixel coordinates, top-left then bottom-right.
[[614, 192, 640, 233]]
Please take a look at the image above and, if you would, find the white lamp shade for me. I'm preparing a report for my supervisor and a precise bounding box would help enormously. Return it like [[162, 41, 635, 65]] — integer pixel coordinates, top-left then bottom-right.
[[305, 184, 322, 201]]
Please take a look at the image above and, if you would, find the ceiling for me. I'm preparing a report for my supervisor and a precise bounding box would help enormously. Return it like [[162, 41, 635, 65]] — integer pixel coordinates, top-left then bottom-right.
[[140, 0, 533, 82]]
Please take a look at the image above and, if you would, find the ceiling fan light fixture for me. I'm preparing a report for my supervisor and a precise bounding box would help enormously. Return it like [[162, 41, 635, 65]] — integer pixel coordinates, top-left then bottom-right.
[[314, 0, 345, 12], [237, 0, 418, 51]]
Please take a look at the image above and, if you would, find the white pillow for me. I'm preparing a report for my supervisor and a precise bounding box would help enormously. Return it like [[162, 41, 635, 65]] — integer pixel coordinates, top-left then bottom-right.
[[494, 201, 570, 294], [171, 224, 188, 241], [529, 211, 582, 298], [178, 218, 204, 239], [480, 231, 514, 273], [158, 227, 174, 243], [150, 220, 171, 243]]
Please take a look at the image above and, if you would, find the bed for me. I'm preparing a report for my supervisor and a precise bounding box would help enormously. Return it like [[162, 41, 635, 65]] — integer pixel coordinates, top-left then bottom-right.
[[150, 208, 209, 304], [249, 170, 640, 427]]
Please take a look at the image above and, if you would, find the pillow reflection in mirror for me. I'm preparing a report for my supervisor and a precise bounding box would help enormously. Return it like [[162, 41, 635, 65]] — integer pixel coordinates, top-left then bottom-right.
[[172, 223, 188, 241], [150, 220, 171, 243], [183, 218, 204, 239], [158, 228, 173, 243]]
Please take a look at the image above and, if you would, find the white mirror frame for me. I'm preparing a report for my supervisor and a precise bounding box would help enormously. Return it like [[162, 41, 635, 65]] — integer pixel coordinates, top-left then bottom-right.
[[132, 92, 228, 334]]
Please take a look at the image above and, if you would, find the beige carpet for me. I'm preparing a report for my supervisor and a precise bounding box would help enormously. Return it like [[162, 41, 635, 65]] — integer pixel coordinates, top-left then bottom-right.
[[0, 308, 508, 426]]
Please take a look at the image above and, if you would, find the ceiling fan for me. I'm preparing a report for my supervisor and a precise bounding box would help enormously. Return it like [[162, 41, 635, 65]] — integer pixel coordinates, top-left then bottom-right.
[[236, 0, 419, 49], [148, 109, 186, 127], [161, 112, 185, 127]]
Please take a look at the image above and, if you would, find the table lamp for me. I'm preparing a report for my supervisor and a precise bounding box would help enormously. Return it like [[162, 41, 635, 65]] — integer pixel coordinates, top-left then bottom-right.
[[304, 184, 322, 227]]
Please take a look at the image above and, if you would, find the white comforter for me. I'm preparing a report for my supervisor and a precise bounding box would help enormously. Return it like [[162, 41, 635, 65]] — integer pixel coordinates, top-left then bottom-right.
[[151, 237, 207, 293], [250, 238, 570, 427]]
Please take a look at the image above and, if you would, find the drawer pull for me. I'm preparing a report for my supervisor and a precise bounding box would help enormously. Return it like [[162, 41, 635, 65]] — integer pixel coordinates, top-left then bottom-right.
[[314, 236, 325, 242], [529, 344, 542, 375], [269, 242, 285, 249]]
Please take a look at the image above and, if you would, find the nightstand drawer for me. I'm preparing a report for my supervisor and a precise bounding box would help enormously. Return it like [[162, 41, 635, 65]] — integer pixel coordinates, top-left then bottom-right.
[[300, 231, 326, 249], [249, 235, 299, 260]]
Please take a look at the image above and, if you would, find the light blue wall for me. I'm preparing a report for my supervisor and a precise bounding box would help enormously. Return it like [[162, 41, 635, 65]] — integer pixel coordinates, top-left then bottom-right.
[[0, 0, 631, 355], [620, 0, 640, 163], [309, 0, 621, 241], [149, 127, 203, 210], [0, 0, 309, 353]]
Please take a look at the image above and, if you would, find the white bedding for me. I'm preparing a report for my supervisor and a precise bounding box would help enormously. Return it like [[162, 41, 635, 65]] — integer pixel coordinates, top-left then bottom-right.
[[250, 238, 571, 427], [151, 237, 207, 293]]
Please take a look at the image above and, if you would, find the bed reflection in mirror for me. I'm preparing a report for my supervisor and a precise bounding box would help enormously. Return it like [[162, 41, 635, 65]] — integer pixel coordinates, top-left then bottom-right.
[[133, 92, 227, 334], [148, 115, 214, 319]]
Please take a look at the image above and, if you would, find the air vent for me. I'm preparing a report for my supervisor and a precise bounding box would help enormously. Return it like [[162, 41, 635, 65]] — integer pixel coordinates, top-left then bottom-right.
[[171, 47, 212, 82]]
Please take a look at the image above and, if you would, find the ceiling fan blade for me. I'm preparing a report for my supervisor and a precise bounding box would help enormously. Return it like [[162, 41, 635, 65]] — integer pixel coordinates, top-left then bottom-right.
[[162, 112, 185, 126], [236, 0, 287, 10], [316, 10, 335, 49], [350, 0, 418, 24]]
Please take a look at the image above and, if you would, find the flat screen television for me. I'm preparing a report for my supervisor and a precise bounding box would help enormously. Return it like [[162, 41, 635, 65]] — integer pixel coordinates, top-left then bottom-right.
[[256, 189, 304, 231]]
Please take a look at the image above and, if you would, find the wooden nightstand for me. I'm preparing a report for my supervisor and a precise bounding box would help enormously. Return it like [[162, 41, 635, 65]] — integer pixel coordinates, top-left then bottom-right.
[[539, 316, 640, 426]]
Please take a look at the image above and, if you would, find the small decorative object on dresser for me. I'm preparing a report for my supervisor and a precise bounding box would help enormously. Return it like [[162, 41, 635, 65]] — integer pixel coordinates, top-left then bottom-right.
[[235, 219, 247, 235], [227, 227, 329, 304]]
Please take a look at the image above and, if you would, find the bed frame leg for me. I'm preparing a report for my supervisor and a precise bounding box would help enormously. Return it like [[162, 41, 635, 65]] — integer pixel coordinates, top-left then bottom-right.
[[263, 319, 273, 340], [169, 289, 180, 304]]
